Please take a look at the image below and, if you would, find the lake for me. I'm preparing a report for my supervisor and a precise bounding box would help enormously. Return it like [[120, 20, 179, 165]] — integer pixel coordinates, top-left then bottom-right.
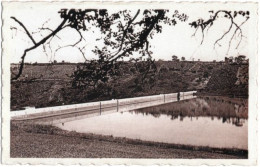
[[56, 96, 248, 150]]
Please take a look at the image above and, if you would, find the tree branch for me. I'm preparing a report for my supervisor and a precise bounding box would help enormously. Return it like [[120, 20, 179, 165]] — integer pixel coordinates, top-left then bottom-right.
[[12, 18, 68, 80], [110, 10, 163, 62], [11, 17, 36, 45], [214, 22, 232, 48], [227, 17, 249, 53], [190, 10, 249, 55], [111, 9, 140, 57], [35, 27, 61, 39]]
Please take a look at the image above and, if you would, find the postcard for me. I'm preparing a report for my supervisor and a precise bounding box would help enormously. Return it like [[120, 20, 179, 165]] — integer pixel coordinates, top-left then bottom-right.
[[1, 0, 258, 165]]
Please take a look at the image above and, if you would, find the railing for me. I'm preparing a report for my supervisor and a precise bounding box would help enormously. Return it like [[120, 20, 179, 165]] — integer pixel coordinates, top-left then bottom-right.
[[11, 91, 197, 121]]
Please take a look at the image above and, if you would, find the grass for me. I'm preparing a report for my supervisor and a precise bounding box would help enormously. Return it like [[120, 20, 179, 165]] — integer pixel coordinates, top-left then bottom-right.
[[11, 121, 248, 158]]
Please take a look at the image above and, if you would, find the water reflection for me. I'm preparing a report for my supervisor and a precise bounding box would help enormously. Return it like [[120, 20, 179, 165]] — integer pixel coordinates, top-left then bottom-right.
[[130, 96, 248, 127], [56, 96, 248, 150]]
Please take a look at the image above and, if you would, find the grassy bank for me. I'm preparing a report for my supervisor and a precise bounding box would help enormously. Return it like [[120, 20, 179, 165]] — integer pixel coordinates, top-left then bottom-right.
[[11, 122, 247, 158]]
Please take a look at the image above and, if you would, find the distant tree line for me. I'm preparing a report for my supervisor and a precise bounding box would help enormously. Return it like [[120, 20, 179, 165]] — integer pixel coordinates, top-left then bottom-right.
[[225, 55, 248, 64]]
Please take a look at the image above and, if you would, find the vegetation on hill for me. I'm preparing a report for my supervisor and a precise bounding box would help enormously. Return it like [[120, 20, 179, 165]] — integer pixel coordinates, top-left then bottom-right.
[[201, 64, 248, 97], [11, 61, 248, 110]]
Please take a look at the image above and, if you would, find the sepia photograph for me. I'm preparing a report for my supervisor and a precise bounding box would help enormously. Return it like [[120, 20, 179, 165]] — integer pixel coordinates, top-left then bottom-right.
[[1, 1, 258, 165]]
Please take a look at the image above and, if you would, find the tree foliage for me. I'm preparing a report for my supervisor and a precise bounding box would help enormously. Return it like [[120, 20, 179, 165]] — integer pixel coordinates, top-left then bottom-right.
[[65, 9, 187, 88]]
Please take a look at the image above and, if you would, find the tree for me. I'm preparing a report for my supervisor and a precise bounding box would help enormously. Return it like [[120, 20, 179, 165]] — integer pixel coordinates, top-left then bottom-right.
[[159, 64, 169, 77], [229, 56, 234, 63], [190, 10, 250, 55], [203, 71, 209, 78], [172, 55, 179, 62], [181, 57, 185, 61], [225, 57, 229, 63], [130, 66, 137, 74], [235, 55, 246, 64], [225, 56, 237, 64], [11, 9, 188, 86], [132, 59, 157, 91]]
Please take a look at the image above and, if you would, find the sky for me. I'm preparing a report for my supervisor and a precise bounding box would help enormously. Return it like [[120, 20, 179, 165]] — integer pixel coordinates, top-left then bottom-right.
[[3, 1, 257, 63]]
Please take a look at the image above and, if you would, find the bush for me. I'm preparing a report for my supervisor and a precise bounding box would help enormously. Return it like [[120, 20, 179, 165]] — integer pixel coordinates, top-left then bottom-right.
[[203, 71, 209, 78]]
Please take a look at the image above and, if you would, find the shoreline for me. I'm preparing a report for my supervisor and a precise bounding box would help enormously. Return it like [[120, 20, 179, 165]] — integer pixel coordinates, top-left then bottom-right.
[[11, 121, 248, 159]]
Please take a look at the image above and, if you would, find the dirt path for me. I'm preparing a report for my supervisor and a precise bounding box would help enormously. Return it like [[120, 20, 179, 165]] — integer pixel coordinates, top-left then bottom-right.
[[11, 122, 247, 159]]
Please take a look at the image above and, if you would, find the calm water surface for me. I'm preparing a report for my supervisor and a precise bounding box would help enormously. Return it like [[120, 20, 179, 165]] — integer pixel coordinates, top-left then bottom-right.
[[56, 96, 248, 149]]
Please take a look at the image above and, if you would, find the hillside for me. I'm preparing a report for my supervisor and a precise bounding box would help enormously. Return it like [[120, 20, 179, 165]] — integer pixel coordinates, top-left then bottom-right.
[[11, 61, 248, 110], [202, 64, 248, 96]]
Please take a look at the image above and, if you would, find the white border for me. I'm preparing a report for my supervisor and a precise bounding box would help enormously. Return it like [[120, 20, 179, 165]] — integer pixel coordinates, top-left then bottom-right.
[[1, 0, 258, 165]]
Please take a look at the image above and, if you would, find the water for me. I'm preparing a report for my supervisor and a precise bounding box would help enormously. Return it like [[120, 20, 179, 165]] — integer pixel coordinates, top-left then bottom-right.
[[56, 96, 248, 150]]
